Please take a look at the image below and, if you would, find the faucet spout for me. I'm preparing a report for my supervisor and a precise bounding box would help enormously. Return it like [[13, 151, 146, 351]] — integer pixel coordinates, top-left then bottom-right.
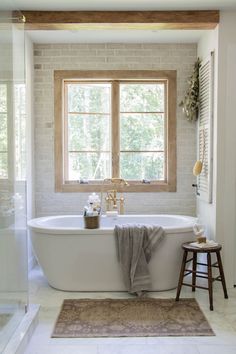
[[103, 178, 129, 214]]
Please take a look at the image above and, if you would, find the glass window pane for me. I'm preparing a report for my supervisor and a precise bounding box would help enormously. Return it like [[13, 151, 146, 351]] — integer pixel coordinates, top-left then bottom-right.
[[14, 84, 26, 180], [120, 152, 164, 180], [68, 114, 110, 152], [120, 83, 165, 113], [67, 83, 111, 113], [120, 113, 164, 151], [68, 152, 111, 180], [0, 113, 7, 151], [0, 84, 7, 113], [0, 152, 8, 179]]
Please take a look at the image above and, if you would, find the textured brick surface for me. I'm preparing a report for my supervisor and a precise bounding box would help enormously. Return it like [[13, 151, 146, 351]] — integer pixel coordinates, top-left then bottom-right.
[[34, 43, 197, 217]]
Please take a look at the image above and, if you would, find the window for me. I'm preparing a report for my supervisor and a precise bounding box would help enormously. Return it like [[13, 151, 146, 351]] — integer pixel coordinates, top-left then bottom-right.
[[65, 82, 111, 181], [0, 84, 8, 179], [55, 71, 176, 192], [119, 82, 165, 181], [0, 82, 26, 182], [14, 83, 26, 181]]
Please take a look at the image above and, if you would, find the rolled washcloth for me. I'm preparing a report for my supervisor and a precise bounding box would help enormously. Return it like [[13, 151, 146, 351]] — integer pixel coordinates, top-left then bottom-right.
[[114, 224, 165, 295], [190, 240, 218, 248]]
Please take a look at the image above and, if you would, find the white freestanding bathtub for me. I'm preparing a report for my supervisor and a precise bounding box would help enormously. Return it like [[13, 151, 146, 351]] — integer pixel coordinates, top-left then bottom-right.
[[28, 214, 196, 291]]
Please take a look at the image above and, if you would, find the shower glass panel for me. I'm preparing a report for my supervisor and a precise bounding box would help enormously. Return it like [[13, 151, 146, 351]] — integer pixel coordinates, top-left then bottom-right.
[[0, 9, 28, 353]]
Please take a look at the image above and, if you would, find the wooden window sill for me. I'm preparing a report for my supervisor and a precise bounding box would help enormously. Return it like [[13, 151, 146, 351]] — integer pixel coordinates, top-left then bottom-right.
[[56, 181, 176, 193]]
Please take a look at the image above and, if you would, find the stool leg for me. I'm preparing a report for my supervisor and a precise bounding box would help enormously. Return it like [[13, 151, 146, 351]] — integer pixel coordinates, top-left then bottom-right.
[[207, 252, 213, 311], [216, 251, 228, 299], [192, 252, 197, 292], [176, 250, 188, 301]]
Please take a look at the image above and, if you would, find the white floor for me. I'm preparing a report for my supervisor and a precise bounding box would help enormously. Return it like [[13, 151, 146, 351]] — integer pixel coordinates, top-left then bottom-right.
[[25, 266, 236, 354], [0, 303, 25, 353]]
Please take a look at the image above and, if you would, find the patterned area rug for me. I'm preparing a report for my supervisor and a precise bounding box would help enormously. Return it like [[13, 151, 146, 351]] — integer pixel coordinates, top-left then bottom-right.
[[52, 298, 214, 338]]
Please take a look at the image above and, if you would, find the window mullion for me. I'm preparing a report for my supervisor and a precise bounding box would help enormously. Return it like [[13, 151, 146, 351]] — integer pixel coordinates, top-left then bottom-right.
[[111, 81, 120, 178]]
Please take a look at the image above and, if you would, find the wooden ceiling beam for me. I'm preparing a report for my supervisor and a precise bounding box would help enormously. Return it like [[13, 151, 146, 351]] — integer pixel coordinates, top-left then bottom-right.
[[20, 10, 219, 30]]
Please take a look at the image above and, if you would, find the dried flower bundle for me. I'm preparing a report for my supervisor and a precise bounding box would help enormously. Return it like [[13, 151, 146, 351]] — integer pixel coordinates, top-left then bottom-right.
[[179, 58, 201, 122]]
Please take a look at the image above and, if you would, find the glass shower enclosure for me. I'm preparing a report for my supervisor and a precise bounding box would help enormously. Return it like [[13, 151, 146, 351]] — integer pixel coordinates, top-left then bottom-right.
[[0, 8, 28, 353]]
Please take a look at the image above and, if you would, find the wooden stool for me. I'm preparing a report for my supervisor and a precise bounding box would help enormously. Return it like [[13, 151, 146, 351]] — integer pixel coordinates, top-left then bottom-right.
[[175, 242, 228, 311]]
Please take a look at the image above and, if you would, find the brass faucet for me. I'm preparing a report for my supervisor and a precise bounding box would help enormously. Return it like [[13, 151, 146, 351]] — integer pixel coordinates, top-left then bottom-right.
[[103, 178, 128, 214]]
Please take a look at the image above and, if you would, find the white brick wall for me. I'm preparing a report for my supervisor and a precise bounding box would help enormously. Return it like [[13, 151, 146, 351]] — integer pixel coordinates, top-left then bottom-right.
[[34, 43, 197, 217]]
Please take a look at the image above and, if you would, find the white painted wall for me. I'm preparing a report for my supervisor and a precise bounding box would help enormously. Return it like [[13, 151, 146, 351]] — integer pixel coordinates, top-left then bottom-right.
[[33, 43, 197, 218], [197, 12, 236, 286], [197, 28, 219, 239], [215, 11, 236, 286]]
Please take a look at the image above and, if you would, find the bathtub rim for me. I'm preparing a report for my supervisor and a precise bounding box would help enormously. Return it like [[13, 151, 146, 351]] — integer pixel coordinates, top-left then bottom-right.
[[28, 214, 197, 235]]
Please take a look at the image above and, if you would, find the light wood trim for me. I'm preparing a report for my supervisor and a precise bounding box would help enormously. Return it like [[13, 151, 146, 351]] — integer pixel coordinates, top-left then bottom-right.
[[54, 70, 176, 193], [68, 151, 110, 153], [54, 72, 64, 192], [167, 72, 177, 192], [120, 150, 164, 153], [164, 81, 168, 182], [112, 81, 120, 178], [58, 182, 173, 193], [55, 70, 180, 81], [121, 111, 165, 114], [64, 83, 69, 181], [22, 10, 219, 30], [119, 80, 167, 84], [65, 80, 112, 84], [68, 112, 110, 115]]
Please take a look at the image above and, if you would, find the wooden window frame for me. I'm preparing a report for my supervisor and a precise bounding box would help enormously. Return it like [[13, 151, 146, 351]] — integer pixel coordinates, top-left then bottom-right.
[[54, 70, 176, 192]]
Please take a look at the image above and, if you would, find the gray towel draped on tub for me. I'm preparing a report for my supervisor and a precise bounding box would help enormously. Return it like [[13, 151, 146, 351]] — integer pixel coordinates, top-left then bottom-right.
[[114, 224, 165, 294]]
